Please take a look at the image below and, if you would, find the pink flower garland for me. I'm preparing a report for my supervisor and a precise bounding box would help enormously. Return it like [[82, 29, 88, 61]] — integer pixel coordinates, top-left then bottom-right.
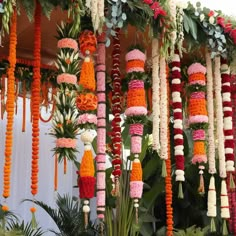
[[57, 73, 77, 85], [96, 33, 106, 221], [57, 38, 78, 51], [171, 52, 185, 194], [56, 138, 77, 148]]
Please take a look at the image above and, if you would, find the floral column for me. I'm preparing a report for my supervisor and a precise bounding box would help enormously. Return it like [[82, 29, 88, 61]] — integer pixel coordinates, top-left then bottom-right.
[[125, 47, 147, 222]]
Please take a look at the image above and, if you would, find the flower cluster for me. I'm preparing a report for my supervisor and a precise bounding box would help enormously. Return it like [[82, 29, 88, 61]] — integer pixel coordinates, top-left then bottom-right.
[[143, 0, 166, 19]]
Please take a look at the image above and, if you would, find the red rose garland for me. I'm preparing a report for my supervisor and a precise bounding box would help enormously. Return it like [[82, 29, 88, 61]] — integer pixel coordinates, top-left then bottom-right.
[[170, 51, 185, 198], [96, 33, 106, 223], [30, 1, 41, 226], [110, 29, 122, 196]]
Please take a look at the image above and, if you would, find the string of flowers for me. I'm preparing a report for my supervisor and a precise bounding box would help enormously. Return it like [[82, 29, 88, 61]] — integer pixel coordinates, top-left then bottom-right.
[[96, 32, 106, 226], [30, 1, 41, 227], [214, 56, 230, 235], [51, 21, 80, 164], [166, 77, 174, 236], [187, 62, 208, 194], [110, 29, 122, 196], [2, 8, 16, 211], [152, 38, 160, 152], [160, 57, 168, 177], [221, 58, 235, 188], [77, 30, 97, 229], [206, 51, 217, 232], [125, 46, 147, 223], [170, 51, 185, 198]]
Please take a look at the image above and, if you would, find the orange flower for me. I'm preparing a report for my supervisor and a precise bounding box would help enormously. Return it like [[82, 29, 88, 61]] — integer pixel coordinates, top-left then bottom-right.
[[127, 89, 146, 108], [65, 58, 71, 64], [79, 30, 97, 55], [80, 150, 95, 177], [76, 93, 97, 111]]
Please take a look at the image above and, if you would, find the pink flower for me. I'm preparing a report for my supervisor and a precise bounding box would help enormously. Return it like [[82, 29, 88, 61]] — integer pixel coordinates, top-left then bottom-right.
[[57, 38, 78, 51], [78, 113, 97, 125], [217, 16, 225, 28], [143, 0, 153, 4], [57, 73, 77, 85], [208, 10, 214, 17], [56, 138, 77, 148]]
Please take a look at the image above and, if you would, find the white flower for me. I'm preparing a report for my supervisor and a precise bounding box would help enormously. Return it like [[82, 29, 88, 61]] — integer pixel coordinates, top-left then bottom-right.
[[200, 14, 205, 22], [176, 0, 188, 9], [209, 16, 215, 24]]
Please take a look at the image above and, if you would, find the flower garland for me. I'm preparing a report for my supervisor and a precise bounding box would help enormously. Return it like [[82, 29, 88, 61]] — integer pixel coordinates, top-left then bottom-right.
[[160, 57, 168, 176], [152, 38, 160, 152], [2, 8, 16, 208], [96, 33, 106, 224], [205, 51, 217, 232], [110, 29, 122, 196], [166, 78, 174, 236], [170, 51, 185, 198], [77, 30, 97, 228], [51, 21, 80, 163], [214, 56, 230, 234], [125, 47, 147, 222], [30, 1, 41, 227], [187, 63, 208, 194], [221, 59, 235, 188]]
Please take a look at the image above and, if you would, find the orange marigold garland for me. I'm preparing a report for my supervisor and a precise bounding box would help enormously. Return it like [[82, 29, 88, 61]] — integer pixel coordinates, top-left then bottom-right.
[[125, 46, 147, 223], [187, 63, 208, 195], [77, 30, 97, 229], [2, 8, 17, 207], [51, 20, 80, 163], [30, 1, 41, 228]]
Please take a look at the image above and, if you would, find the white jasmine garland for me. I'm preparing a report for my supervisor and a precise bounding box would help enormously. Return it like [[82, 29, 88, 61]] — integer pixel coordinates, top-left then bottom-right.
[[172, 79, 181, 84], [214, 56, 226, 178], [206, 51, 216, 174], [221, 180, 230, 219], [152, 38, 160, 151], [160, 57, 168, 160], [168, 0, 177, 53], [207, 176, 217, 217]]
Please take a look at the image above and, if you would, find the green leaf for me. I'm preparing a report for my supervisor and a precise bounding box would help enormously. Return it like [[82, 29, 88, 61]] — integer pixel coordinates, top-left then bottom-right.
[[143, 156, 160, 180], [183, 14, 190, 33], [185, 14, 198, 40]]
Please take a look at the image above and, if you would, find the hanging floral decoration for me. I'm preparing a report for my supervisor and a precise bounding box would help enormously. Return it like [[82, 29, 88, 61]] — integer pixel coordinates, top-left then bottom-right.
[[96, 32, 106, 224], [205, 51, 217, 232], [170, 51, 185, 198], [110, 29, 122, 196], [214, 56, 230, 235], [77, 30, 97, 229], [220, 59, 235, 188], [2, 7, 17, 210], [125, 46, 147, 222], [187, 62, 208, 194], [51, 21, 80, 163]]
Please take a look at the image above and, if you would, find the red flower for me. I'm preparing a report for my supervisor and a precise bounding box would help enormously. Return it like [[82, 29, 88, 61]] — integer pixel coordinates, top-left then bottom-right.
[[208, 10, 214, 17], [217, 16, 225, 28], [143, 0, 153, 4], [224, 22, 232, 33], [150, 2, 166, 19]]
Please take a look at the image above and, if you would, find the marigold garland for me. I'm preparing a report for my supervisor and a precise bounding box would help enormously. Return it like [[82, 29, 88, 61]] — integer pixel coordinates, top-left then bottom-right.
[[110, 29, 122, 196], [125, 46, 147, 223], [78, 30, 97, 229], [96, 33, 106, 223], [187, 63, 208, 195], [2, 8, 17, 202], [170, 52, 185, 198]]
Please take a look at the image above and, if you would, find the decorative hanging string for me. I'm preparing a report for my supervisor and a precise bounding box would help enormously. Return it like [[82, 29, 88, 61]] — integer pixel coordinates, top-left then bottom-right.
[[77, 30, 97, 229], [1, 75, 6, 119], [214, 56, 230, 235], [152, 38, 160, 152], [30, 1, 41, 228], [160, 57, 168, 177], [125, 46, 147, 223], [220, 58, 235, 188], [166, 71, 174, 236], [110, 29, 122, 196], [187, 63, 208, 195], [96, 32, 106, 229], [170, 51, 185, 199], [2, 8, 17, 211], [205, 51, 217, 232]]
